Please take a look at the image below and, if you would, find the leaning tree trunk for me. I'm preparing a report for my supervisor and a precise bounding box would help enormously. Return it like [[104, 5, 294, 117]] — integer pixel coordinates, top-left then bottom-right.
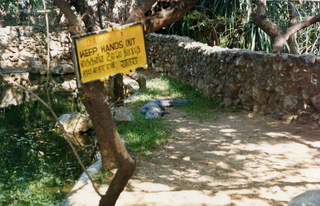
[[80, 81, 136, 206], [53, 1, 137, 205]]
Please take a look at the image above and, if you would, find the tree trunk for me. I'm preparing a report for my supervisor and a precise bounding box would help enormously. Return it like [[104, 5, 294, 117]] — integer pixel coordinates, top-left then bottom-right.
[[112, 73, 124, 107], [288, 0, 298, 54], [53, 1, 137, 205], [80, 81, 136, 206], [79, 81, 117, 169]]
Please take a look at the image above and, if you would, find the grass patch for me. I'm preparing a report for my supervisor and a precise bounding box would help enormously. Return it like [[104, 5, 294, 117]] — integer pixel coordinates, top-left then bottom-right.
[[92, 169, 113, 187], [132, 75, 222, 121], [117, 74, 222, 155], [117, 110, 168, 155]]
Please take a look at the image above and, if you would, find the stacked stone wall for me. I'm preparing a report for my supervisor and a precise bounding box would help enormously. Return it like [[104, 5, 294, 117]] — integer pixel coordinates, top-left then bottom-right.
[[145, 33, 320, 127], [1, 27, 320, 126], [0, 26, 71, 71]]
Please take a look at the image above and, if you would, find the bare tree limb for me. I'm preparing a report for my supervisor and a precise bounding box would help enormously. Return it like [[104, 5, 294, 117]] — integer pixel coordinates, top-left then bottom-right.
[[273, 14, 320, 54], [125, 0, 158, 24], [53, 0, 85, 34], [251, 0, 284, 40], [53, 1, 137, 205], [143, 0, 198, 34], [70, 0, 99, 32], [126, 0, 199, 34], [251, 0, 320, 54]]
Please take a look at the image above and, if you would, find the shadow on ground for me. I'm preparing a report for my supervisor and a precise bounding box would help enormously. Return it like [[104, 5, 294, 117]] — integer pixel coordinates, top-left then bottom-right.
[[115, 110, 320, 206]]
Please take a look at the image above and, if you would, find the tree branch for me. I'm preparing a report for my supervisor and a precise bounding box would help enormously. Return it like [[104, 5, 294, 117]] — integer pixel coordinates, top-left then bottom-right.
[[144, 0, 198, 34], [251, 0, 320, 54], [126, 0, 199, 34], [125, 0, 158, 24], [251, 0, 284, 40], [53, 0, 85, 34], [273, 14, 320, 53], [70, 0, 98, 32]]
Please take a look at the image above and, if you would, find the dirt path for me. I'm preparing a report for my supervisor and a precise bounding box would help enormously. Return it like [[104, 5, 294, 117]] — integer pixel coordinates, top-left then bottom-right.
[[114, 110, 320, 206], [67, 110, 320, 206]]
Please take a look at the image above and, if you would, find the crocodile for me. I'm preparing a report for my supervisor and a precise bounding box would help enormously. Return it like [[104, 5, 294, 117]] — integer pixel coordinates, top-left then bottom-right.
[[140, 99, 189, 119]]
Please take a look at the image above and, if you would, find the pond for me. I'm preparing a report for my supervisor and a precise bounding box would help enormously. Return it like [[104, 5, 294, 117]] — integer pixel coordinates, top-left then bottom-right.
[[0, 73, 98, 205]]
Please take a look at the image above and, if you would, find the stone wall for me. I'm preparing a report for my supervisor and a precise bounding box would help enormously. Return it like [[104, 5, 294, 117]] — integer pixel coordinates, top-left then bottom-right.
[[0, 26, 72, 73], [145, 33, 320, 127], [1, 27, 320, 126]]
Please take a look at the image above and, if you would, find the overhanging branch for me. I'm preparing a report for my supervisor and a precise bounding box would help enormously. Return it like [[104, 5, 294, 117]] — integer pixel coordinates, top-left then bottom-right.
[[126, 0, 199, 34]]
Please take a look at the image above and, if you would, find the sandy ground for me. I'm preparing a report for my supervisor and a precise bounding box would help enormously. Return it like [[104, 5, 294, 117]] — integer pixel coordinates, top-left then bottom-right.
[[65, 109, 320, 206]]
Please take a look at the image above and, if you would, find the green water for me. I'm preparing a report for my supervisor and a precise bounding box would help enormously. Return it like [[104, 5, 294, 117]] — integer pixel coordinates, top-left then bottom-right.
[[0, 78, 97, 205]]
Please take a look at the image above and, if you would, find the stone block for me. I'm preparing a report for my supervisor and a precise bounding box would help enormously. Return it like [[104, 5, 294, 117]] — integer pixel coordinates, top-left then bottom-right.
[[311, 93, 320, 110]]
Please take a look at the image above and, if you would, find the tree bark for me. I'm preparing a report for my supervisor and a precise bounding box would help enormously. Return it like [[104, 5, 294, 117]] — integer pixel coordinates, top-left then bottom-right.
[[126, 0, 199, 34], [70, 0, 98, 32], [53, 0, 85, 34], [251, 0, 284, 41], [80, 82, 136, 206], [54, 0, 117, 170], [112, 73, 124, 106], [79, 82, 117, 169], [125, 0, 158, 24], [288, 0, 298, 54]]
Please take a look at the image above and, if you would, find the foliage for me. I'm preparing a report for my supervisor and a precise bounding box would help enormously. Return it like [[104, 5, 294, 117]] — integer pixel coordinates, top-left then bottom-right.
[[0, 0, 56, 26], [0, 83, 97, 205], [117, 75, 221, 155], [166, 0, 251, 48], [166, 0, 320, 54]]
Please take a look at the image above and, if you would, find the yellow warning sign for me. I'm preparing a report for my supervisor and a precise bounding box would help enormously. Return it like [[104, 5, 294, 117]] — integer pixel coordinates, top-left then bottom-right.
[[72, 23, 147, 83]]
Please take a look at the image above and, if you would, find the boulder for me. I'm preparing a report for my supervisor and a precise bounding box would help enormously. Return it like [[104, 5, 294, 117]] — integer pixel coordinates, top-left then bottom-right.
[[112, 106, 134, 122], [51, 63, 74, 75], [284, 95, 299, 112], [57, 112, 93, 133], [288, 190, 320, 206], [27, 60, 47, 75]]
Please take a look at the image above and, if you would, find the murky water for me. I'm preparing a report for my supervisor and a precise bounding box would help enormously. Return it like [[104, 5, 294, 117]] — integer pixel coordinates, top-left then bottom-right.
[[0, 73, 98, 205]]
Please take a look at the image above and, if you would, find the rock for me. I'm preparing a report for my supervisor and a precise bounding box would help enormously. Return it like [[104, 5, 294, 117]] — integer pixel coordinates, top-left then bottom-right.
[[126, 72, 147, 90], [50, 59, 60, 70], [282, 113, 297, 123], [27, 60, 48, 75], [252, 86, 267, 105], [288, 190, 320, 206], [52, 63, 74, 75], [60, 80, 77, 91], [112, 106, 134, 122], [51, 65, 63, 74], [61, 63, 75, 74], [311, 93, 320, 110], [223, 97, 233, 107], [272, 111, 284, 120], [284, 95, 299, 112], [57, 112, 93, 133]]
